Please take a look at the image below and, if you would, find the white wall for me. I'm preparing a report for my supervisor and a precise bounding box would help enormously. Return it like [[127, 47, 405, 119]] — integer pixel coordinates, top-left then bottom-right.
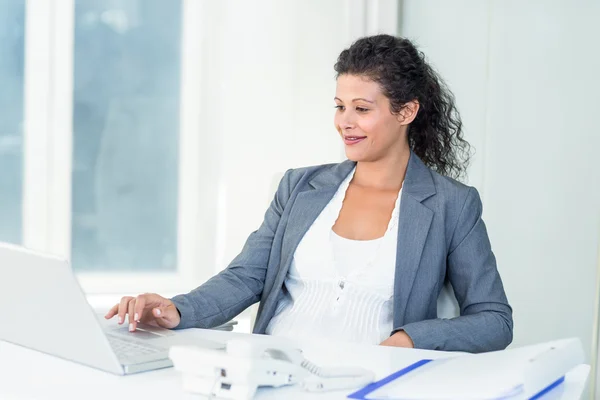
[[402, 0, 600, 367]]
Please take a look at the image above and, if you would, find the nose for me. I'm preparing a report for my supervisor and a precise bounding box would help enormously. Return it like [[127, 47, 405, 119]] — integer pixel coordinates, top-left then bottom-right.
[[336, 111, 356, 132]]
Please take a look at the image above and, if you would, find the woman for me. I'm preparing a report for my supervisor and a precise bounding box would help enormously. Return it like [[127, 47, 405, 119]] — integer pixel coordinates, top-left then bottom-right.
[[106, 34, 513, 353]]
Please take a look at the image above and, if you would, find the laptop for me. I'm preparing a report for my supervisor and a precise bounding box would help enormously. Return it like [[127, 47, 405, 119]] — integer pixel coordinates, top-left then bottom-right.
[[0, 242, 225, 375]]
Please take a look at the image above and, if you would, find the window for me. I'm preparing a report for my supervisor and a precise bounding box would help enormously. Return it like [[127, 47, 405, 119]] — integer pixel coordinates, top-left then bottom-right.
[[11, 0, 209, 296], [0, 0, 25, 244], [72, 1, 182, 272]]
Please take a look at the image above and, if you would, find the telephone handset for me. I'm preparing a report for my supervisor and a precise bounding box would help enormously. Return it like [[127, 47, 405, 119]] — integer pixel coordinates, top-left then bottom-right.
[[169, 338, 374, 399]]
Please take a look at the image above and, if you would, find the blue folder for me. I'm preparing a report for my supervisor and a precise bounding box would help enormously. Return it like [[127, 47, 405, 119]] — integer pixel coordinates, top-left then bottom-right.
[[347, 359, 565, 400]]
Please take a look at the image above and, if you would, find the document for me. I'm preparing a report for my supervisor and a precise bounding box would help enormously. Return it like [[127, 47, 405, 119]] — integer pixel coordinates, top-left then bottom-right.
[[349, 338, 584, 400]]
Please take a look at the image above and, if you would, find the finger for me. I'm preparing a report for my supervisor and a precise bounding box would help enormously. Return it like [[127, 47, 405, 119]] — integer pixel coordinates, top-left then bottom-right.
[[105, 303, 119, 319], [133, 295, 146, 323], [152, 307, 170, 328], [117, 296, 133, 325], [153, 305, 179, 329], [152, 307, 163, 318], [128, 299, 137, 331]]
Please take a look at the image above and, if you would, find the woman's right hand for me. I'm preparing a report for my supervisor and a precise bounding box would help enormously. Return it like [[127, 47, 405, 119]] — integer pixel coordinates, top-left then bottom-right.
[[104, 293, 181, 332]]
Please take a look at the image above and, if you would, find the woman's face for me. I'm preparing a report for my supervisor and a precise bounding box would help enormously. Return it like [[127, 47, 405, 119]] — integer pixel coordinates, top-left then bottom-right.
[[334, 74, 410, 162]]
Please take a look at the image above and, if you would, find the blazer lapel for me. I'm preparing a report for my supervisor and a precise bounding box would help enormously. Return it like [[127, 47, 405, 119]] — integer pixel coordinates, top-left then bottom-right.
[[394, 154, 436, 324], [280, 160, 356, 269], [261, 160, 356, 316]]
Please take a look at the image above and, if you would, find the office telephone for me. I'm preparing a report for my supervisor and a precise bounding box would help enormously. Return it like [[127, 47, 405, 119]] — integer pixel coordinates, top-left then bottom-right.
[[169, 338, 374, 399]]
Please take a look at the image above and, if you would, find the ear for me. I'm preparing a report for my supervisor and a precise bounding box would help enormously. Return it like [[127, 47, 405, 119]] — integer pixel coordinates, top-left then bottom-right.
[[396, 100, 420, 126]]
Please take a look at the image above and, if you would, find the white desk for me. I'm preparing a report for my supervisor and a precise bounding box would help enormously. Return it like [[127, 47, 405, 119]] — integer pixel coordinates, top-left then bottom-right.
[[0, 329, 590, 400]]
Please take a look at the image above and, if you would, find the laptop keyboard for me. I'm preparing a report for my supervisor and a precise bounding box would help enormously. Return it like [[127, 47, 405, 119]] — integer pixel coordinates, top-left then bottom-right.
[[106, 334, 166, 360]]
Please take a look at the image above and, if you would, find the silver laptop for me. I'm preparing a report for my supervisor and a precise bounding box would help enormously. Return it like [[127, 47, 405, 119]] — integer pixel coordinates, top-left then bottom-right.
[[0, 242, 226, 375]]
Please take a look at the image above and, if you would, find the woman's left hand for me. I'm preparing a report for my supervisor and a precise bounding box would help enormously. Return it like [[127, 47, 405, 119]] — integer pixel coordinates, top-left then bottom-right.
[[380, 331, 415, 348]]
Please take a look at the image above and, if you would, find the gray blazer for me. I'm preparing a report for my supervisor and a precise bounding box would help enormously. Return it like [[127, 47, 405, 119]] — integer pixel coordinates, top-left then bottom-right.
[[172, 153, 513, 353]]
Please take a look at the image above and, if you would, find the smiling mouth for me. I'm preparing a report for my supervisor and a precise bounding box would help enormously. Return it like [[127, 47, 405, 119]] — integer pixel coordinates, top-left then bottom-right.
[[343, 135, 366, 145]]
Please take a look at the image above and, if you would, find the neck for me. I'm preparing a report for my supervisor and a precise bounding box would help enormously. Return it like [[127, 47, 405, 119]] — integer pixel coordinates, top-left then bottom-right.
[[353, 146, 411, 191]]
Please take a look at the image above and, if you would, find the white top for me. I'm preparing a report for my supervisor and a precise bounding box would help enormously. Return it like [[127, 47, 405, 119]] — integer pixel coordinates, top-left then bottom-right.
[[265, 167, 402, 345]]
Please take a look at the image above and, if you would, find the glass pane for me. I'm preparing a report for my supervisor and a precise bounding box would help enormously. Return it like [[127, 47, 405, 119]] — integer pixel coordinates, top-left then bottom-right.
[[72, 1, 181, 271], [0, 1, 25, 244]]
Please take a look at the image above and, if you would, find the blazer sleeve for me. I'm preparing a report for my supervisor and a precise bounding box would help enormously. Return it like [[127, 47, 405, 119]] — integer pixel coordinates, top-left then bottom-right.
[[398, 187, 514, 352], [171, 169, 294, 329]]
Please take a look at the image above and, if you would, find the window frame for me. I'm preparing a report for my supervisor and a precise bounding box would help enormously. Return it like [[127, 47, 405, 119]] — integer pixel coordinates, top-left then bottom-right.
[[22, 0, 214, 296]]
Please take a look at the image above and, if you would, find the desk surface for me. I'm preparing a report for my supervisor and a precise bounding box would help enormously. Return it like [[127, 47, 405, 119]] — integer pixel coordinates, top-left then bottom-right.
[[0, 328, 590, 400]]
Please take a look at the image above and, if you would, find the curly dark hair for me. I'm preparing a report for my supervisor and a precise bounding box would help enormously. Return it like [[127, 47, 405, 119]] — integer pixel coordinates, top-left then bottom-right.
[[334, 34, 472, 179]]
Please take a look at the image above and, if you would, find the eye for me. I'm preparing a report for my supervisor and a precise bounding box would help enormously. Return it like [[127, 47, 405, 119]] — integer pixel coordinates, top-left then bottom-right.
[[356, 107, 369, 113], [335, 105, 345, 111]]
